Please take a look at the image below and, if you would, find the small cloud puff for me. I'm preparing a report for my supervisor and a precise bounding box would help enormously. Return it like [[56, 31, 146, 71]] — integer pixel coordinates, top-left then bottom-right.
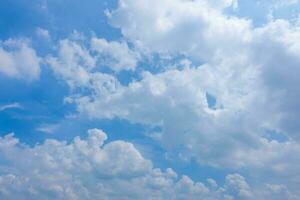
[[0, 39, 41, 81]]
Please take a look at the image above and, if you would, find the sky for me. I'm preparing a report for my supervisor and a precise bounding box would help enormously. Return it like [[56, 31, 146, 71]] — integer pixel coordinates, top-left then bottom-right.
[[0, 0, 300, 199]]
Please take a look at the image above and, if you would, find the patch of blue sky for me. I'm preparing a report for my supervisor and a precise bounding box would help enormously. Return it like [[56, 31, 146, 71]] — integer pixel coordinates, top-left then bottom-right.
[[0, 0, 121, 41], [272, 3, 300, 23], [262, 128, 290, 143], [0, 66, 70, 144], [0, 0, 46, 40], [226, 0, 300, 27], [206, 92, 217, 110]]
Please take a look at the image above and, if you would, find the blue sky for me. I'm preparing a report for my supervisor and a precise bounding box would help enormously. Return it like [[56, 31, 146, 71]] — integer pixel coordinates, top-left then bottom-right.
[[1, 0, 300, 199]]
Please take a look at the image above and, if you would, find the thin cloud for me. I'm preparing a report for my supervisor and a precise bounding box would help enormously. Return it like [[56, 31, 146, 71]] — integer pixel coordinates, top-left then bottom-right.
[[35, 123, 59, 134], [0, 102, 22, 111]]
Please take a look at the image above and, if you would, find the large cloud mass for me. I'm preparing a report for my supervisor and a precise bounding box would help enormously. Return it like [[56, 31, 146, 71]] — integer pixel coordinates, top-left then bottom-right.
[[45, 0, 300, 198], [0, 129, 298, 200]]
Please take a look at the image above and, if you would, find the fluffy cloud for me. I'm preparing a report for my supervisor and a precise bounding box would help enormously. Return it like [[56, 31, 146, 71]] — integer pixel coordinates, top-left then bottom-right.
[[72, 65, 300, 174], [251, 20, 300, 140], [105, 0, 300, 152], [0, 129, 285, 200], [48, 39, 97, 88], [108, 0, 251, 61], [0, 39, 41, 80], [91, 37, 139, 72], [48, 37, 138, 88], [46, 0, 300, 198]]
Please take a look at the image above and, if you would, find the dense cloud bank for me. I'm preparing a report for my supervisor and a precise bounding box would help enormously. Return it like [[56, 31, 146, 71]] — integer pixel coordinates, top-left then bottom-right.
[[0, 130, 297, 200]]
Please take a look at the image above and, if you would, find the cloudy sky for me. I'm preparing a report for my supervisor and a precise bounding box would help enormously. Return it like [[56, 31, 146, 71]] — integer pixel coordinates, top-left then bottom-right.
[[1, 0, 300, 199]]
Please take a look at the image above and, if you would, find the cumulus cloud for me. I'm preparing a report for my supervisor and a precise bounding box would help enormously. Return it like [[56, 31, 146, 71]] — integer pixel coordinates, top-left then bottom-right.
[[107, 0, 251, 61], [48, 39, 96, 89], [0, 39, 41, 80], [44, 0, 300, 197], [71, 65, 300, 175], [91, 37, 139, 72], [48, 37, 138, 87], [0, 129, 286, 200], [92, 0, 300, 165]]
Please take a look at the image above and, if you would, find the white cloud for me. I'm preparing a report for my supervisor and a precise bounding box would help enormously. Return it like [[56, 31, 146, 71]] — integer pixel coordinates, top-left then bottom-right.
[[250, 19, 300, 140], [102, 0, 300, 162], [224, 174, 253, 199], [35, 123, 60, 134], [36, 27, 50, 40], [0, 129, 297, 200], [0, 39, 41, 80], [48, 37, 138, 86], [45, 0, 300, 197], [0, 130, 237, 199], [48, 39, 96, 89], [71, 65, 300, 174], [91, 37, 139, 72], [108, 0, 252, 61], [0, 103, 22, 111]]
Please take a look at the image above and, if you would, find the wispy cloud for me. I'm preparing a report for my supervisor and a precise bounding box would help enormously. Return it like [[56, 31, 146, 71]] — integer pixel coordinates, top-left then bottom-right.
[[35, 123, 59, 134], [0, 103, 22, 111]]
